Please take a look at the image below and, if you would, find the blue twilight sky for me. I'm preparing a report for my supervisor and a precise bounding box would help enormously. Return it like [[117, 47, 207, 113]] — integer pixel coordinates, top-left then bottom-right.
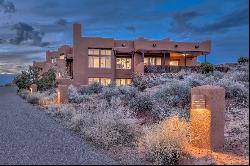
[[0, 0, 249, 74]]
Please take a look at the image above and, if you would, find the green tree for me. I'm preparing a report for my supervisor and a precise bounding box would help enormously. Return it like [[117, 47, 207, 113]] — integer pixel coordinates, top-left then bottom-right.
[[200, 62, 214, 74], [238, 56, 249, 64], [37, 69, 56, 91]]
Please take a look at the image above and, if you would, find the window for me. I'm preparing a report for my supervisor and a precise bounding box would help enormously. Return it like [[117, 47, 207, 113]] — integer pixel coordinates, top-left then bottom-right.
[[144, 57, 161, 66], [116, 58, 132, 69], [88, 56, 99, 68], [88, 77, 111, 86], [116, 79, 132, 86], [51, 58, 56, 63], [59, 54, 65, 60], [88, 49, 111, 68], [100, 78, 111, 86], [170, 61, 179, 66], [88, 49, 99, 55]]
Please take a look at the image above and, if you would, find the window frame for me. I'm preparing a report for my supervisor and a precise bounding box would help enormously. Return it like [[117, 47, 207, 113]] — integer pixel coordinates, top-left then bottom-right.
[[116, 57, 132, 70], [88, 48, 112, 69]]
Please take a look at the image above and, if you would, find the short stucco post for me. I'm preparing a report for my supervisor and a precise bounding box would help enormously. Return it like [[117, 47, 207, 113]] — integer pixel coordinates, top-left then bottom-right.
[[56, 85, 68, 104], [190, 85, 225, 150], [30, 84, 38, 93]]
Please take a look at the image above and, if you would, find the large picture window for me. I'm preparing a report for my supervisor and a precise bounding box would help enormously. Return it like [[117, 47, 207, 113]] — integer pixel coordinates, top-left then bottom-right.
[[144, 57, 161, 66], [116, 58, 132, 69], [88, 77, 111, 86], [88, 49, 111, 68], [169, 60, 179, 66], [116, 79, 132, 86]]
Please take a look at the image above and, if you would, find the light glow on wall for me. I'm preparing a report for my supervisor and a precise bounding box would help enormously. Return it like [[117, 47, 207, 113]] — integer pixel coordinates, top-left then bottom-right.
[[57, 91, 61, 104]]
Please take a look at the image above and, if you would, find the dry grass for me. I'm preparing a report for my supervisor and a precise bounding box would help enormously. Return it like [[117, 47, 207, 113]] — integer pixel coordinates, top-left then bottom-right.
[[141, 116, 190, 165]]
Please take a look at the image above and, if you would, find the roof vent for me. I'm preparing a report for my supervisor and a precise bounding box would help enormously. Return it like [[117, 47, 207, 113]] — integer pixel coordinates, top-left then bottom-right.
[[152, 43, 157, 47]]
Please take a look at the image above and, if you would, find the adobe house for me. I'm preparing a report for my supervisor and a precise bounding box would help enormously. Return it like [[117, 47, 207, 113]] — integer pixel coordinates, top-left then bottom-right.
[[34, 23, 211, 86]]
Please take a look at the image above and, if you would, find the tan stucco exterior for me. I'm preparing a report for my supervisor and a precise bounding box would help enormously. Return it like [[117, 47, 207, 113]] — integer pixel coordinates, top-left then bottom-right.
[[34, 23, 211, 86]]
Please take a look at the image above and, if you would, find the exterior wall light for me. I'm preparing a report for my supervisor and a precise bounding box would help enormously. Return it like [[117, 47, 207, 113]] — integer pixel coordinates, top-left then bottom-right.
[[56, 85, 68, 104], [195, 45, 199, 49], [152, 43, 157, 47], [122, 43, 126, 47], [190, 85, 225, 150], [175, 44, 178, 48]]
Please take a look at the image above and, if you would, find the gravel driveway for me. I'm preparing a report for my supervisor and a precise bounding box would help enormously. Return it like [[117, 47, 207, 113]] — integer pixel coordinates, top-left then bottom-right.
[[0, 86, 117, 165]]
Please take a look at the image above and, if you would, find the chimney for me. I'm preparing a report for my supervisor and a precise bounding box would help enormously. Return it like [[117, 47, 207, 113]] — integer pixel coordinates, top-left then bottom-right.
[[73, 23, 82, 45]]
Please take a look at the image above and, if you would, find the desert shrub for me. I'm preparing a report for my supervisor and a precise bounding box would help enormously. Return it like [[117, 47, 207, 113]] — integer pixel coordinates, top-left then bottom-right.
[[18, 89, 30, 99], [199, 62, 214, 74], [79, 82, 103, 95], [132, 74, 148, 91], [129, 93, 154, 114], [229, 70, 249, 82], [212, 71, 224, 79], [37, 69, 56, 91], [100, 86, 122, 102], [26, 91, 56, 105], [142, 116, 190, 165], [47, 104, 75, 121], [215, 78, 248, 102], [238, 56, 249, 64], [68, 85, 85, 103], [26, 92, 44, 104], [154, 80, 191, 108]]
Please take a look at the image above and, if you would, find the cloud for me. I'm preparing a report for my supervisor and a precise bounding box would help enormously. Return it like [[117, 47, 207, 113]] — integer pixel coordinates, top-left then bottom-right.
[[170, 8, 249, 34], [126, 25, 136, 32], [9, 22, 50, 47], [0, 0, 16, 13], [56, 18, 68, 26]]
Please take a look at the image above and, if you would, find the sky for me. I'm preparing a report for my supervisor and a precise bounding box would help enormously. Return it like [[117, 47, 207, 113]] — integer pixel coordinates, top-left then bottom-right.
[[0, 0, 249, 74]]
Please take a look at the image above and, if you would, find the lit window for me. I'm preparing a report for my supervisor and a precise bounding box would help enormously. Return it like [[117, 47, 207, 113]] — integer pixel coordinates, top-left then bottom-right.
[[88, 78, 99, 84], [51, 58, 56, 63], [116, 58, 132, 69], [116, 79, 132, 86], [59, 54, 65, 60], [144, 57, 161, 66], [88, 49, 111, 68], [88, 56, 99, 68], [88, 49, 99, 55], [170, 61, 179, 66], [88, 77, 111, 86], [100, 49, 112, 55], [100, 78, 111, 86]]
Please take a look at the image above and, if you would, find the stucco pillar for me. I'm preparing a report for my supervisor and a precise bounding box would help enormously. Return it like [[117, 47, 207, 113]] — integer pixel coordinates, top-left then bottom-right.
[[190, 85, 225, 150], [56, 85, 69, 104], [133, 52, 144, 74]]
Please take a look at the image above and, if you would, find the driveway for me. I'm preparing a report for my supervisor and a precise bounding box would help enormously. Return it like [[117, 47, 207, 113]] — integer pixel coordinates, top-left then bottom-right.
[[0, 86, 117, 165]]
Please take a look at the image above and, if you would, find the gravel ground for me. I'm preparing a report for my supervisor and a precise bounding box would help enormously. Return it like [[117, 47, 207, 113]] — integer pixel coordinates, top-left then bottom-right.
[[0, 86, 118, 165]]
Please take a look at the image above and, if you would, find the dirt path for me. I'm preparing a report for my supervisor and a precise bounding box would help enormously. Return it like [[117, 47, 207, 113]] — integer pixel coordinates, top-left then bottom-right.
[[0, 86, 118, 165]]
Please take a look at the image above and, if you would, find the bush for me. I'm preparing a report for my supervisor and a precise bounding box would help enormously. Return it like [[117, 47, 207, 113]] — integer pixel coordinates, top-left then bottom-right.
[[129, 93, 153, 114], [142, 116, 190, 165], [68, 85, 85, 103], [18, 89, 30, 99], [26, 91, 56, 105], [154, 80, 191, 108], [79, 82, 103, 95], [200, 62, 214, 74], [238, 56, 249, 64], [132, 74, 148, 91]]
